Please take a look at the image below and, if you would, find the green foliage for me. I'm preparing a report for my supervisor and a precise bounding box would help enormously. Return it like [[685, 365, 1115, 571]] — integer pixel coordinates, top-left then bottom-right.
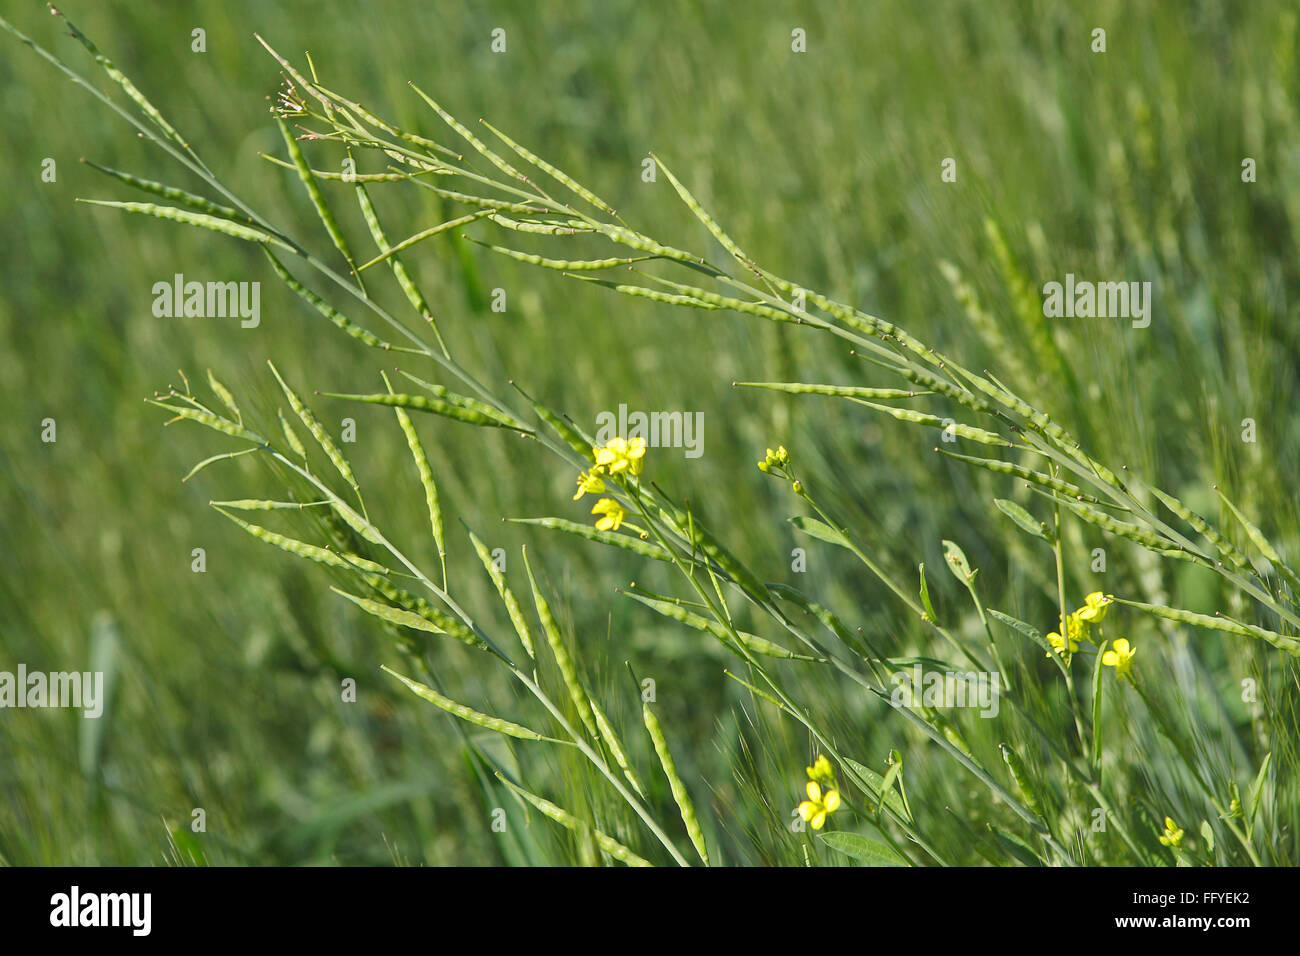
[[2, 2, 1297, 867]]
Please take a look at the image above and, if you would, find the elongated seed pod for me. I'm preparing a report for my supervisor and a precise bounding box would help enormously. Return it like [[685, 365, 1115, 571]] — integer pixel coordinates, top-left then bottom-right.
[[408, 179, 544, 213], [261, 154, 429, 182], [936, 447, 1094, 501], [480, 118, 619, 217], [578, 279, 723, 312], [588, 698, 646, 798], [653, 153, 751, 272], [149, 401, 265, 444], [277, 408, 308, 460], [57, 8, 193, 152], [490, 214, 595, 236], [334, 589, 487, 650], [1057, 497, 1178, 552], [496, 775, 652, 867], [1115, 598, 1299, 655], [756, 271, 882, 337], [642, 702, 709, 865], [1000, 743, 1046, 820], [507, 517, 671, 562], [1145, 485, 1249, 571], [267, 361, 361, 496], [321, 391, 519, 430], [854, 400, 1010, 447], [383, 666, 549, 741], [264, 250, 392, 349], [398, 371, 527, 429], [209, 498, 328, 511], [522, 393, 597, 462], [588, 222, 705, 264], [1215, 490, 1300, 591], [468, 237, 643, 271], [469, 532, 535, 662], [204, 370, 242, 423], [523, 548, 598, 738], [622, 590, 815, 660], [84, 160, 250, 224], [638, 276, 801, 325], [408, 83, 529, 183], [363, 575, 477, 644], [356, 181, 447, 354], [79, 199, 287, 248], [737, 380, 924, 399], [213, 509, 388, 574], [358, 209, 494, 271], [393, 405, 446, 571]]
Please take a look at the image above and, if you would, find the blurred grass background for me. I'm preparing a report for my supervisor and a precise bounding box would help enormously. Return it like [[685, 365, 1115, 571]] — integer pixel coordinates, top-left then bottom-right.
[[1, 0, 1297, 864]]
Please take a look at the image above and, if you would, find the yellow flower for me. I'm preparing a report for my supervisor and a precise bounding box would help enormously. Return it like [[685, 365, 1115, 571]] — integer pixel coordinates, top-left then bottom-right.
[[572, 468, 606, 500], [797, 781, 841, 830], [1046, 632, 1076, 658], [594, 438, 625, 471], [1100, 638, 1136, 679], [1076, 591, 1114, 624], [1158, 816, 1184, 848], [806, 754, 835, 787], [624, 436, 646, 475], [1046, 611, 1084, 658], [594, 436, 646, 476], [590, 497, 626, 532]]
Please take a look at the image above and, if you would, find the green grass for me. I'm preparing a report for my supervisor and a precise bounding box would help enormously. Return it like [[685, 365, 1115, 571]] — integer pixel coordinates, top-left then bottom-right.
[[1, 0, 1297, 866]]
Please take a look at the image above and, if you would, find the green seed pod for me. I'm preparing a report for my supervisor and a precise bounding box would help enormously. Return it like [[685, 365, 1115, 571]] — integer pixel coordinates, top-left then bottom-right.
[[268, 361, 361, 495], [999, 743, 1046, 820], [642, 702, 709, 866], [496, 774, 651, 867], [383, 667, 548, 741]]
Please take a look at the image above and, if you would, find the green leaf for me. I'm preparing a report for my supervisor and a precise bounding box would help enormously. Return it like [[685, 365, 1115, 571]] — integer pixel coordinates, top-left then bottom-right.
[[994, 498, 1053, 543], [989, 608, 1068, 678], [989, 824, 1045, 866], [1092, 640, 1107, 775], [790, 515, 851, 549], [842, 757, 912, 824], [818, 831, 907, 867], [1248, 752, 1272, 836], [942, 539, 976, 583], [918, 563, 938, 624]]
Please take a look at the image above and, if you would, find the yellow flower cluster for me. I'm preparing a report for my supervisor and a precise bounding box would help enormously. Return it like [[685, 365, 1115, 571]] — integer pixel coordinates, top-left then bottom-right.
[[1044, 591, 1137, 680], [757, 445, 789, 473], [796, 755, 840, 830], [572, 437, 646, 532], [1157, 816, 1184, 848], [1046, 591, 1114, 659], [595, 436, 646, 476]]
